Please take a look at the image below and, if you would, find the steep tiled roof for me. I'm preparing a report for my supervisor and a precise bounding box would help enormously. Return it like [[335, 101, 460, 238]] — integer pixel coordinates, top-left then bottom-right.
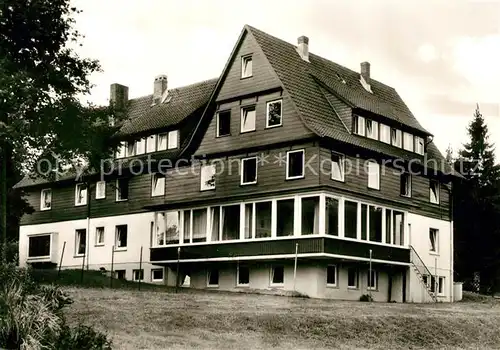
[[118, 78, 217, 136], [246, 25, 455, 175]]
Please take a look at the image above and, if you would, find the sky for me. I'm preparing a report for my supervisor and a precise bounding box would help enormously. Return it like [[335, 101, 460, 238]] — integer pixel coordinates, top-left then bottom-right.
[[71, 0, 500, 159]]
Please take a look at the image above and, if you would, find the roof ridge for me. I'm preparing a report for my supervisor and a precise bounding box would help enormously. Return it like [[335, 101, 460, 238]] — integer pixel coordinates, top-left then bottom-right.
[[128, 77, 219, 102]]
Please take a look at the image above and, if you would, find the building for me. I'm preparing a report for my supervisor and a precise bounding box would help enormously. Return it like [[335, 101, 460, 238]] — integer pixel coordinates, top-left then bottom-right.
[[16, 25, 458, 302]]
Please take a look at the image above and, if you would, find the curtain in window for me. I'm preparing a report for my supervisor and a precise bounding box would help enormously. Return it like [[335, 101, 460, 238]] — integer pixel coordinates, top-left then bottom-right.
[[255, 202, 272, 238], [165, 211, 180, 244], [183, 211, 191, 243], [325, 198, 338, 236], [192, 209, 207, 242], [244, 204, 253, 239], [211, 206, 220, 241], [222, 205, 240, 240], [155, 212, 166, 246]]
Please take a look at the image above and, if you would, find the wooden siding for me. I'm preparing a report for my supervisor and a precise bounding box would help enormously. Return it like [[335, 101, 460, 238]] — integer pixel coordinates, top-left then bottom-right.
[[321, 87, 353, 131]]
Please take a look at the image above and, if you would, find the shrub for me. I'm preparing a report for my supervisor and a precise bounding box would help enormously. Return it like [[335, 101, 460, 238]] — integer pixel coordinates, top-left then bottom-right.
[[55, 324, 112, 350], [359, 294, 373, 302]]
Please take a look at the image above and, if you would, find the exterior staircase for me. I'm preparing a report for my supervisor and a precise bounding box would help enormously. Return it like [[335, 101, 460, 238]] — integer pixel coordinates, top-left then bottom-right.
[[409, 245, 438, 302]]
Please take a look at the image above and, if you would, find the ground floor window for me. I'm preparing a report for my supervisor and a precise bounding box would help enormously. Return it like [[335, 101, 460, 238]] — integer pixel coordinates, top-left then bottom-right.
[[237, 265, 250, 286], [270, 265, 284, 286], [115, 270, 126, 280], [115, 225, 128, 249], [151, 268, 164, 282], [367, 269, 378, 290], [326, 265, 337, 287], [438, 276, 445, 295], [347, 267, 358, 289], [132, 269, 144, 282], [75, 229, 86, 256], [207, 268, 219, 287], [28, 234, 51, 258]]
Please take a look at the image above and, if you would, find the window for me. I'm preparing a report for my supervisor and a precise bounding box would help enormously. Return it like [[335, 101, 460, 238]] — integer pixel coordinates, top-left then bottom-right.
[[207, 268, 219, 287], [146, 134, 157, 153], [241, 55, 252, 78], [40, 189, 52, 210], [200, 164, 216, 191], [429, 228, 439, 253], [325, 197, 339, 236], [366, 119, 379, 140], [241, 157, 257, 185], [168, 130, 178, 149], [369, 206, 383, 243], [277, 199, 294, 236], [241, 105, 256, 133], [266, 99, 283, 128], [116, 141, 126, 158], [192, 209, 208, 242], [75, 183, 87, 206], [165, 211, 181, 244], [132, 269, 144, 282], [392, 211, 405, 246], [391, 128, 402, 148], [183, 211, 191, 243], [380, 124, 391, 144], [222, 205, 240, 240], [415, 136, 425, 155], [210, 206, 220, 242], [96, 181, 106, 199], [157, 133, 168, 151], [438, 277, 445, 295], [430, 180, 440, 204], [115, 225, 128, 249], [116, 178, 129, 201], [151, 268, 164, 282], [286, 150, 304, 179], [155, 212, 166, 246], [403, 132, 414, 152], [347, 268, 358, 288], [331, 152, 345, 181], [368, 270, 378, 290], [217, 110, 231, 137], [430, 275, 436, 293], [354, 115, 366, 136], [28, 235, 51, 258], [237, 265, 250, 286], [301, 196, 319, 235], [75, 229, 86, 256], [135, 138, 146, 155], [244, 203, 253, 239], [367, 161, 380, 190], [326, 265, 337, 287], [344, 201, 358, 239], [115, 270, 126, 280], [255, 201, 272, 238], [126, 141, 136, 157], [95, 227, 105, 246], [400, 172, 411, 197], [271, 265, 284, 286], [151, 173, 166, 196]]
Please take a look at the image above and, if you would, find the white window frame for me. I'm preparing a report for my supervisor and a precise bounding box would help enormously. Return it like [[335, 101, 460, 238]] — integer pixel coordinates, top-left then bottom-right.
[[367, 161, 380, 190], [216, 110, 231, 137], [354, 115, 366, 136], [367, 269, 378, 290], [151, 173, 166, 197], [400, 172, 411, 197], [151, 268, 165, 282], [207, 268, 219, 287], [266, 99, 283, 128], [326, 264, 337, 287], [132, 269, 144, 282], [347, 267, 359, 289], [241, 157, 258, 185], [403, 132, 414, 152], [366, 119, 379, 140], [157, 133, 168, 151], [241, 54, 253, 78], [126, 141, 136, 157], [135, 138, 146, 155], [430, 180, 440, 204], [437, 276, 445, 296], [40, 188, 52, 211], [74, 183, 87, 206], [429, 228, 439, 254], [286, 149, 305, 180], [116, 141, 126, 159], [115, 225, 128, 250], [236, 264, 250, 287], [167, 130, 179, 149], [240, 105, 256, 133], [95, 227, 105, 246], [74, 229, 86, 257], [200, 164, 216, 191], [95, 181, 106, 199], [331, 152, 345, 182], [391, 128, 402, 148], [415, 136, 425, 155], [146, 134, 157, 153], [380, 124, 391, 144], [115, 178, 129, 202], [270, 265, 285, 287]]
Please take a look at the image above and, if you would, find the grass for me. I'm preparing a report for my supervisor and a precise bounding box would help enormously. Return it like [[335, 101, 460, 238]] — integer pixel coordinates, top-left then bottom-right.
[[63, 287, 500, 350]]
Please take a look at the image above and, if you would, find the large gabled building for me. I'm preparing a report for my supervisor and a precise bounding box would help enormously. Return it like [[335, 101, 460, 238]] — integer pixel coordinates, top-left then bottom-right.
[[16, 25, 457, 302]]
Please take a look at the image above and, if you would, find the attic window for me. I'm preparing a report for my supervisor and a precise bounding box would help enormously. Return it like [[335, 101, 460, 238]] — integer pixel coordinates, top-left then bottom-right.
[[163, 93, 172, 103], [241, 55, 253, 78], [336, 73, 346, 84]]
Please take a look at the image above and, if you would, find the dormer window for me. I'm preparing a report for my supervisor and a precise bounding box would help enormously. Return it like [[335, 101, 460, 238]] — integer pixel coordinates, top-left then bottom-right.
[[241, 55, 253, 78], [366, 119, 379, 140], [126, 141, 136, 157], [353, 115, 365, 136], [380, 124, 391, 144], [157, 133, 168, 151], [135, 138, 146, 155], [146, 135, 157, 153], [415, 136, 425, 155], [403, 132, 414, 152], [167, 130, 178, 149], [116, 142, 126, 159], [391, 128, 402, 148]]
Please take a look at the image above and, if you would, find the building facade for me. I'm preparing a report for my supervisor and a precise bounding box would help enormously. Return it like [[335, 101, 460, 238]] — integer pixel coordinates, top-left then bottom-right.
[[16, 26, 457, 302]]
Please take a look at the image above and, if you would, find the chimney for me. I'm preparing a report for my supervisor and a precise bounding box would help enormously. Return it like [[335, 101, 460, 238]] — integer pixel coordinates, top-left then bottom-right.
[[360, 62, 372, 93], [296, 35, 309, 62], [153, 74, 168, 104], [110, 83, 129, 111]]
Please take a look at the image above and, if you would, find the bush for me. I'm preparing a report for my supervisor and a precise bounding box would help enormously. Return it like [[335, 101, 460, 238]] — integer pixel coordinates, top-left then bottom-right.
[[359, 294, 373, 302], [0, 263, 111, 349]]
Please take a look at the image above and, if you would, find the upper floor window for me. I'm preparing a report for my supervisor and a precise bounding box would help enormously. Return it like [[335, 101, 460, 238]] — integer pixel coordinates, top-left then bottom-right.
[[126, 141, 136, 157], [366, 119, 379, 140], [241, 106, 256, 133], [146, 135, 157, 153], [241, 157, 258, 185], [380, 124, 391, 144], [40, 189, 52, 211], [391, 128, 402, 148], [429, 228, 439, 253], [429, 179, 440, 204], [135, 138, 146, 155], [217, 110, 231, 137], [116, 141, 126, 159], [403, 132, 414, 152], [241, 55, 253, 78], [96, 181, 106, 199], [151, 173, 166, 196], [116, 178, 129, 201], [415, 136, 425, 155], [353, 115, 365, 136], [331, 152, 345, 182], [286, 150, 305, 180], [266, 99, 282, 128], [168, 130, 179, 149], [367, 161, 380, 190], [400, 172, 411, 197], [200, 164, 216, 191], [157, 133, 168, 151], [75, 183, 87, 206]]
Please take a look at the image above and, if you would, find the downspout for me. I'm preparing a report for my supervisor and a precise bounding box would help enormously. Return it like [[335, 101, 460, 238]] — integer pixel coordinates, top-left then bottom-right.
[[449, 181, 454, 301]]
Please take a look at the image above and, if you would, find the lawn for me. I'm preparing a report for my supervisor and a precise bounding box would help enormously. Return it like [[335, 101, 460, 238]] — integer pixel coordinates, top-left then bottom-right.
[[64, 287, 500, 350]]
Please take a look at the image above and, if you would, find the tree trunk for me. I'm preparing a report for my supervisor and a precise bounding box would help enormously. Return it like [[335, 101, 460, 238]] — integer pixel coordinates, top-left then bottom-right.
[[1, 145, 7, 264]]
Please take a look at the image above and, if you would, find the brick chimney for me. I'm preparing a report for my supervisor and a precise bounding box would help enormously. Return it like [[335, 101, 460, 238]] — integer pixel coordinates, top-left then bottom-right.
[[153, 74, 168, 104], [296, 36, 309, 62], [110, 83, 129, 110], [360, 62, 372, 93]]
